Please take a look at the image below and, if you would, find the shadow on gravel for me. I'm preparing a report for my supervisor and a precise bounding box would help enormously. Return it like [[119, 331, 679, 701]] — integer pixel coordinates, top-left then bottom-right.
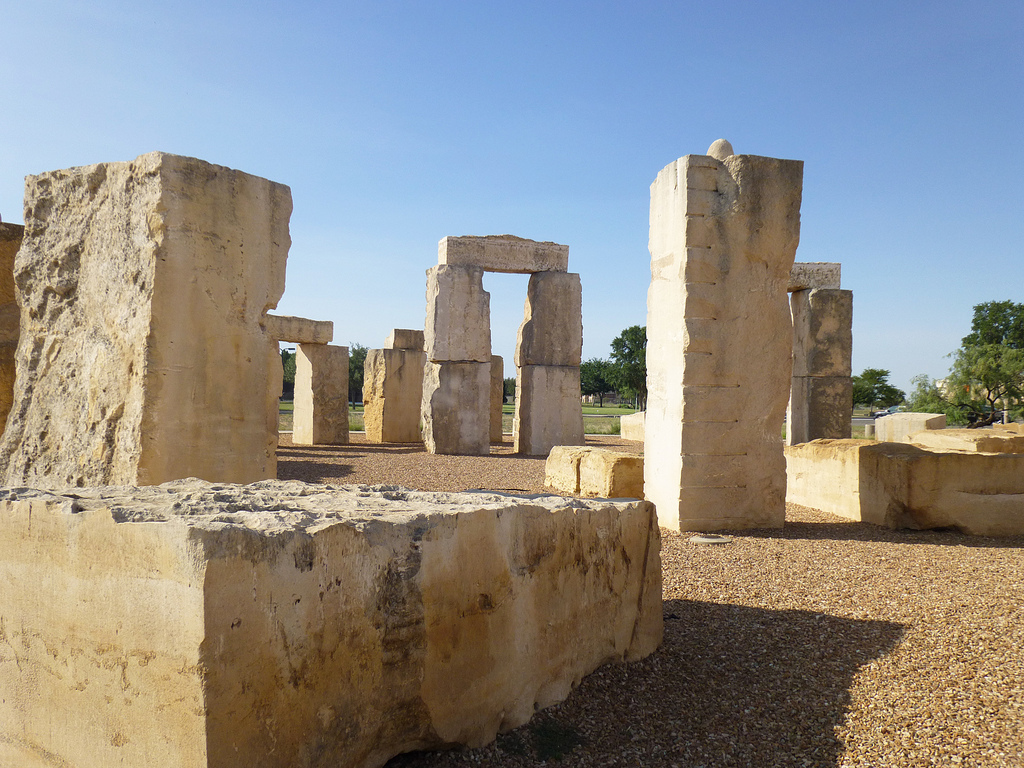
[[735, 520, 1024, 549], [276, 457, 355, 482], [387, 600, 903, 768]]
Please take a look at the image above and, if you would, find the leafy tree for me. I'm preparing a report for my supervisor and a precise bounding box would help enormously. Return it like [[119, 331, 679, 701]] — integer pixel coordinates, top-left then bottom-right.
[[580, 358, 614, 407], [961, 300, 1024, 349], [280, 348, 296, 400], [906, 374, 967, 425], [503, 376, 516, 403], [609, 325, 647, 410], [349, 343, 368, 405], [851, 368, 905, 409]]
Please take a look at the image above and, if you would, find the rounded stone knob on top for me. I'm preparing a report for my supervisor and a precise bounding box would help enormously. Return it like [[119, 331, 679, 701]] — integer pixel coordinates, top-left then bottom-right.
[[707, 139, 734, 160]]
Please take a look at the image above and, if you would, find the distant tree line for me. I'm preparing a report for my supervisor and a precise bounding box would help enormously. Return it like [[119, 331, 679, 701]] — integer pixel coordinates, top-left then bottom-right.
[[580, 324, 648, 409]]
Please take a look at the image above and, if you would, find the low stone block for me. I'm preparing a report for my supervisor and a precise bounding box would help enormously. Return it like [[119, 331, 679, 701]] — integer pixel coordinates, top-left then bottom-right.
[[788, 262, 841, 291], [438, 235, 569, 274], [514, 272, 583, 366], [0, 480, 662, 768], [0, 222, 21, 432], [909, 428, 1024, 454], [875, 412, 946, 443], [514, 365, 584, 456], [421, 361, 490, 455], [263, 314, 334, 344], [384, 328, 425, 351], [786, 439, 1024, 535], [363, 348, 425, 443], [424, 265, 490, 363], [490, 355, 504, 443], [620, 411, 645, 442], [544, 445, 592, 494], [787, 376, 853, 445], [293, 343, 349, 445], [579, 450, 644, 499]]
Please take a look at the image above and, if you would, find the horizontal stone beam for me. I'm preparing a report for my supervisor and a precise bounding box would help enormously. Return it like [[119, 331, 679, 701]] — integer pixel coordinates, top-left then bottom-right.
[[788, 262, 840, 292], [439, 235, 568, 274], [263, 314, 333, 344]]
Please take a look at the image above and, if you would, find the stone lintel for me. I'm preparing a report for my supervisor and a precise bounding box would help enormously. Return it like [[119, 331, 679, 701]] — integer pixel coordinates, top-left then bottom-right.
[[788, 262, 841, 292], [263, 314, 334, 344], [439, 235, 569, 274]]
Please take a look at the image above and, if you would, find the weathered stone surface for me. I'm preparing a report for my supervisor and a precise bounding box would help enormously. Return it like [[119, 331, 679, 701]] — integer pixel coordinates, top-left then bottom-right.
[[0, 223, 22, 433], [293, 343, 349, 446], [514, 366, 584, 456], [438, 235, 569, 274], [385, 328, 425, 351], [263, 314, 333, 344], [580, 450, 644, 499], [514, 272, 583, 366], [490, 355, 504, 443], [645, 151, 803, 531], [787, 376, 853, 445], [363, 348, 425, 443], [0, 480, 662, 768], [544, 445, 591, 494], [424, 265, 491, 363], [875, 412, 946, 443], [909, 428, 1024, 454], [790, 289, 852, 378], [421, 361, 491, 455], [786, 439, 1024, 536], [788, 262, 841, 292], [0, 152, 290, 487], [620, 411, 645, 442]]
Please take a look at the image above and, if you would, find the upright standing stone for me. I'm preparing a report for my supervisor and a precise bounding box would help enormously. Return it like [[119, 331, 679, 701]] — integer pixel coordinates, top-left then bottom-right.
[[293, 343, 349, 445], [363, 347, 426, 443], [424, 265, 491, 363], [421, 361, 490, 455], [787, 288, 853, 444], [645, 142, 803, 531], [490, 355, 504, 443], [0, 222, 22, 433], [0, 152, 290, 487]]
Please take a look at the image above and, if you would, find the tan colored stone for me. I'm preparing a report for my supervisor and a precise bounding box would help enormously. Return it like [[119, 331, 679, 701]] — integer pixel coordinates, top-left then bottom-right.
[[424, 265, 491, 363], [544, 445, 591, 494], [620, 411, 645, 442], [514, 272, 583, 366], [995, 423, 1024, 434], [909, 428, 1024, 454], [490, 355, 504, 443], [0, 480, 662, 768], [790, 289, 852, 378], [293, 343, 349, 445], [384, 328, 425, 351], [788, 262, 841, 291], [363, 348, 425, 443], [421, 361, 491, 455], [706, 138, 734, 160], [514, 365, 584, 456], [579, 450, 644, 498], [263, 314, 333, 344], [645, 151, 803, 531], [0, 152, 290, 487], [0, 223, 21, 433], [786, 439, 1024, 535], [875, 412, 946, 443], [439, 235, 569, 274], [787, 376, 853, 445]]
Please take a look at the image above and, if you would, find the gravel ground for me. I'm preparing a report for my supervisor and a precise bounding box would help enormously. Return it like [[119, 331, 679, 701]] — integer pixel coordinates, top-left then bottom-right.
[[278, 435, 1024, 767]]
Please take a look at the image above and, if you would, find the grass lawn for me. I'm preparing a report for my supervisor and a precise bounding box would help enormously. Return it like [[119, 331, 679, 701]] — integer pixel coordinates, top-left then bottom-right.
[[279, 401, 363, 432]]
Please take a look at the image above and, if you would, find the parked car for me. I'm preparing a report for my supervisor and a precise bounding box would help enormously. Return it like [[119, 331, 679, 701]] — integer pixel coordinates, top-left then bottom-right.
[[872, 405, 905, 418]]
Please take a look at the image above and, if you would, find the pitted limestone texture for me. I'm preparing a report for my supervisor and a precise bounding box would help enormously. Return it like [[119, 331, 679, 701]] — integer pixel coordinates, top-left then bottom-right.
[[439, 235, 568, 274], [0, 222, 22, 432], [293, 343, 349, 445], [363, 347, 426, 443]]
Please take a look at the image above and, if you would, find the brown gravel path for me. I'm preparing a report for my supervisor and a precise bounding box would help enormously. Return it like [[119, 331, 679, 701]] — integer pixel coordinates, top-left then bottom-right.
[[278, 436, 1024, 768]]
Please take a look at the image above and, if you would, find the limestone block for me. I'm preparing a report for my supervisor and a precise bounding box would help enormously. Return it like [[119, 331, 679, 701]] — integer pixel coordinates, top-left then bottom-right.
[[645, 150, 803, 531], [0, 152, 290, 487], [385, 328, 425, 351], [490, 355, 504, 443], [263, 314, 333, 344], [293, 343, 349, 445], [439, 235, 569, 274], [0, 222, 22, 433], [787, 376, 853, 445], [995, 423, 1024, 434], [909, 428, 1024, 454], [421, 361, 490, 455], [514, 365, 584, 456], [620, 411, 646, 442], [363, 348, 425, 443], [787, 262, 841, 291], [544, 445, 592, 494], [875, 412, 946, 443], [0, 480, 662, 768], [785, 439, 1024, 536], [579, 450, 645, 499], [790, 289, 853, 377], [514, 272, 583, 367], [424, 265, 491, 362]]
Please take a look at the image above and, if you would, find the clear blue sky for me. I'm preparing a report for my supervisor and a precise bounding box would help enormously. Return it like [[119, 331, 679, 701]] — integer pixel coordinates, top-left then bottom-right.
[[2, 1, 1021, 393]]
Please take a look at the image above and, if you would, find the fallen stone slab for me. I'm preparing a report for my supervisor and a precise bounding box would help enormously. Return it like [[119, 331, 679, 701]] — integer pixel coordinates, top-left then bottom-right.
[[620, 411, 645, 442], [785, 439, 1024, 536], [0, 480, 662, 768], [910, 428, 1024, 454], [546, 446, 644, 499], [874, 412, 945, 443]]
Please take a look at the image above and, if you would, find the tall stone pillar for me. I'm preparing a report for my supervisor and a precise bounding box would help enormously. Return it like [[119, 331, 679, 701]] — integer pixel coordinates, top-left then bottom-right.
[[363, 329, 426, 444], [645, 140, 803, 531], [421, 265, 491, 454], [513, 272, 584, 455], [490, 355, 504, 444], [293, 343, 350, 445], [787, 288, 853, 444], [0, 222, 22, 434]]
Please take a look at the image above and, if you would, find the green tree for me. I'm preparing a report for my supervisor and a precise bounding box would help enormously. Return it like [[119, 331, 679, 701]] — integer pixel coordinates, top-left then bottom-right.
[[609, 325, 647, 409], [580, 358, 614, 407], [280, 347, 296, 400], [961, 300, 1024, 349], [906, 374, 966, 425], [503, 376, 515, 403], [851, 368, 905, 409], [349, 343, 368, 405]]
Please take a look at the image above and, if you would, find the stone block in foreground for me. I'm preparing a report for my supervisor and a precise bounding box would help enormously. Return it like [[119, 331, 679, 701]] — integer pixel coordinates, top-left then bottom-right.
[[0, 480, 662, 768], [546, 446, 644, 499], [785, 439, 1024, 535]]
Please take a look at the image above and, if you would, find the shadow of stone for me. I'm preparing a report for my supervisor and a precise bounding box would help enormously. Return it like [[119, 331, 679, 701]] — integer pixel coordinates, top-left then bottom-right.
[[275, 459, 354, 482], [737, 520, 1024, 549]]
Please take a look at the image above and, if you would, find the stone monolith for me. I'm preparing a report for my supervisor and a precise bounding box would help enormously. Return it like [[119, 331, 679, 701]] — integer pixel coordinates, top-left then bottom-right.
[[293, 343, 350, 445], [363, 347, 426, 443], [0, 222, 22, 432], [490, 355, 504, 443]]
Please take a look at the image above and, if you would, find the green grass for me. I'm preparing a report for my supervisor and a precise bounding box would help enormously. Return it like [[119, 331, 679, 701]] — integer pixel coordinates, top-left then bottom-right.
[[278, 401, 364, 432]]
